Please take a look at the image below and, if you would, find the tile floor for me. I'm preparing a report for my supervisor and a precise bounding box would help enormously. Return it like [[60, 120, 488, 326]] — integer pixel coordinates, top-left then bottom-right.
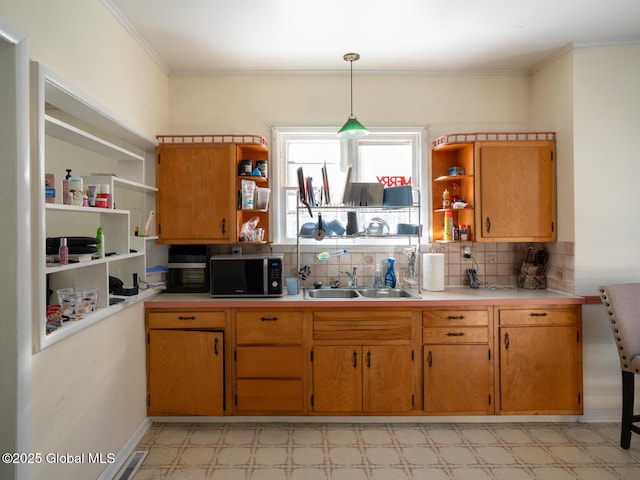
[[131, 422, 640, 480]]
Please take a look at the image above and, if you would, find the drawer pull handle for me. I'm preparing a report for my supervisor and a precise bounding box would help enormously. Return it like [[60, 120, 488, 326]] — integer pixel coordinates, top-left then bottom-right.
[[214, 337, 219, 356], [529, 312, 548, 317], [366, 351, 371, 368], [221, 217, 226, 234], [352, 351, 358, 368], [486, 216, 491, 233], [446, 332, 465, 337], [260, 316, 278, 322], [504, 332, 510, 350], [446, 315, 465, 320], [427, 350, 433, 368], [178, 315, 196, 321]]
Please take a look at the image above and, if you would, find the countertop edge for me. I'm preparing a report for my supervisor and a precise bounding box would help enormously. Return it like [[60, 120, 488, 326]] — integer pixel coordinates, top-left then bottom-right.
[[144, 289, 586, 309]]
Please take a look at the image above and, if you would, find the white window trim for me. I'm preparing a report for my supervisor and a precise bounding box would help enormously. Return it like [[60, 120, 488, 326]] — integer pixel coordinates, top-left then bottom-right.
[[270, 125, 430, 246]]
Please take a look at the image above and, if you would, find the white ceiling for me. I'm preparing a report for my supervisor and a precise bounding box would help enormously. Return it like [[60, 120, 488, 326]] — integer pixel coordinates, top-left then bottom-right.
[[105, 0, 640, 75]]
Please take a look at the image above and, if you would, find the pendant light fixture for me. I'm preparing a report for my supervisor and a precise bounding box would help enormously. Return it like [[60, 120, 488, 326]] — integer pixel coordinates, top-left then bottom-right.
[[337, 52, 369, 139]]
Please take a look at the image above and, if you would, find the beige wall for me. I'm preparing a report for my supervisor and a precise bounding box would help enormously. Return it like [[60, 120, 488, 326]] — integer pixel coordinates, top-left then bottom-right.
[[572, 44, 640, 294], [169, 73, 532, 140], [0, 0, 168, 137]]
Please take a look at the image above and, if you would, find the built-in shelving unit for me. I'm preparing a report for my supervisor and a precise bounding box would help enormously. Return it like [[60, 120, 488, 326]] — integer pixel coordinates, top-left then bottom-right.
[[31, 61, 162, 351]]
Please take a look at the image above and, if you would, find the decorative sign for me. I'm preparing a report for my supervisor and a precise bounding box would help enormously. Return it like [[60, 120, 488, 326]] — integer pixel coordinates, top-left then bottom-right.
[[377, 176, 412, 186]]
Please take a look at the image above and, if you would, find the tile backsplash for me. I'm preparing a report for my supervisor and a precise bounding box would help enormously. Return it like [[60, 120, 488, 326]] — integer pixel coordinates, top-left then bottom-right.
[[209, 241, 575, 294]]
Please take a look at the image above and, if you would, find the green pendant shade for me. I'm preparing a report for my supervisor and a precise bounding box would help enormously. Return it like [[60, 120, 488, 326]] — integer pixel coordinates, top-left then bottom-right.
[[337, 52, 369, 139], [338, 115, 369, 139]]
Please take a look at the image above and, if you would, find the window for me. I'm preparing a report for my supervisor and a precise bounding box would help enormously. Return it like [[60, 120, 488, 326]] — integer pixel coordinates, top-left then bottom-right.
[[271, 126, 427, 244]]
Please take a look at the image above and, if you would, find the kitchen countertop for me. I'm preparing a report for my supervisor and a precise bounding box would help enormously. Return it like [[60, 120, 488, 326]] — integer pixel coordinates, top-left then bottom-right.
[[145, 287, 586, 309]]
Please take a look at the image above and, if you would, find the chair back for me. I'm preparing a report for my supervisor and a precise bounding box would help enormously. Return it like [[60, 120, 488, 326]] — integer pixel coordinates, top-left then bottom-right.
[[600, 283, 640, 372]]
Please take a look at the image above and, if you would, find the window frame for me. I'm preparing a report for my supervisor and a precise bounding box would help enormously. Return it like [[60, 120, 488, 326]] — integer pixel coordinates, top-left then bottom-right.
[[270, 126, 429, 245]]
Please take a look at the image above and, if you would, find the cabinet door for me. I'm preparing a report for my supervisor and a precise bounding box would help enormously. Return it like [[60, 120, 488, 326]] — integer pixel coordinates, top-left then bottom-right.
[[476, 142, 556, 241], [424, 344, 493, 414], [312, 346, 362, 412], [148, 329, 224, 415], [499, 325, 582, 414], [156, 144, 234, 243], [363, 346, 414, 413]]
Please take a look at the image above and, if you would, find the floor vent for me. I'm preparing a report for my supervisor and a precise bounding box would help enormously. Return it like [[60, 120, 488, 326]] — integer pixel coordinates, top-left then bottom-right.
[[116, 450, 148, 480]]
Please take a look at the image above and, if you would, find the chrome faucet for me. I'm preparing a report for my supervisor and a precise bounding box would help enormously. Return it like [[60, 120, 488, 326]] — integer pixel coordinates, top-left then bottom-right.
[[341, 267, 358, 287]]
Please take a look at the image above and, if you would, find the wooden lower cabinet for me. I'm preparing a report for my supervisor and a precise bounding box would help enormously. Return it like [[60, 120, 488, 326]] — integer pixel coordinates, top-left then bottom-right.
[[311, 310, 416, 414], [148, 329, 224, 415], [234, 309, 307, 414], [313, 345, 413, 413], [144, 302, 583, 417], [424, 344, 492, 414], [146, 309, 226, 416], [496, 305, 583, 415], [422, 308, 494, 414]]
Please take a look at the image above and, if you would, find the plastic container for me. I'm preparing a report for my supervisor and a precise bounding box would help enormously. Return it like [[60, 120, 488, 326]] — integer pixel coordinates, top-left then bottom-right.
[[56, 287, 99, 318], [255, 187, 270, 209], [238, 159, 252, 176], [373, 266, 383, 288]]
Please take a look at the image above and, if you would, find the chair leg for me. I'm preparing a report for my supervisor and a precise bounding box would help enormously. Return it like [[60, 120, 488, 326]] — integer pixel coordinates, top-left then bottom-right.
[[621, 371, 635, 449]]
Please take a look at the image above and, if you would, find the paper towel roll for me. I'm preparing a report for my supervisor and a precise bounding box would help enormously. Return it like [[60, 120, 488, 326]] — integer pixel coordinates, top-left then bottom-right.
[[422, 253, 445, 291]]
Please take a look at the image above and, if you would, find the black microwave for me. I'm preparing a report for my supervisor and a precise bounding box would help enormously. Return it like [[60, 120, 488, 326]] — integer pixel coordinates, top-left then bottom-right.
[[210, 254, 283, 297], [166, 245, 209, 293]]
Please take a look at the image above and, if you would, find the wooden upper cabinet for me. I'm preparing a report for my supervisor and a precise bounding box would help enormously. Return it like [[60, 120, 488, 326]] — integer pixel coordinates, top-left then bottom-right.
[[156, 143, 235, 244], [475, 140, 556, 242]]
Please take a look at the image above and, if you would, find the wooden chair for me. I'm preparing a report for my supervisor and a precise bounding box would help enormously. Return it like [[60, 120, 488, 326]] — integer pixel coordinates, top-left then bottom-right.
[[599, 283, 640, 449]]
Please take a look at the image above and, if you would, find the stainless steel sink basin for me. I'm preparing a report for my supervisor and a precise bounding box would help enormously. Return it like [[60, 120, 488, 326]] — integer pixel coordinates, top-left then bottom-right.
[[357, 288, 420, 299], [304, 288, 361, 299], [303, 287, 420, 299]]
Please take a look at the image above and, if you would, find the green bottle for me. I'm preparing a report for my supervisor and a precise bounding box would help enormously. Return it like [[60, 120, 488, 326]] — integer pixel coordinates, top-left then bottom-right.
[[96, 226, 105, 259]]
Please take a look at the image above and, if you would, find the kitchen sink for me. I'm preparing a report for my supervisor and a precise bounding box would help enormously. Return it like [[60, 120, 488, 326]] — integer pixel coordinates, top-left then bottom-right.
[[304, 288, 361, 299], [303, 287, 420, 299], [357, 288, 420, 299]]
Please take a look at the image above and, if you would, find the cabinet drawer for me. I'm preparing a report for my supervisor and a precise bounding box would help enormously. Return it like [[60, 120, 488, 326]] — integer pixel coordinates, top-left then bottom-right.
[[236, 311, 303, 344], [314, 311, 412, 343], [236, 347, 303, 378], [423, 310, 488, 327], [423, 327, 488, 344], [499, 307, 580, 326], [147, 310, 226, 329], [236, 379, 304, 412]]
